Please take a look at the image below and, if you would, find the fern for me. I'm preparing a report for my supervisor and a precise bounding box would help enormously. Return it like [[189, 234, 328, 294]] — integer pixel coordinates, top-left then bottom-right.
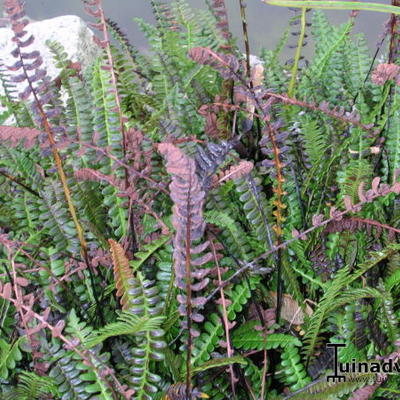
[[232, 320, 302, 350], [205, 209, 255, 261], [287, 371, 376, 399], [91, 59, 127, 237], [86, 313, 163, 348], [2, 371, 58, 400], [0, 337, 25, 380], [234, 172, 274, 249], [109, 239, 166, 399], [191, 312, 224, 366], [385, 86, 400, 181], [48, 341, 113, 400], [279, 344, 311, 392], [131, 235, 171, 273], [2, 2, 400, 399]]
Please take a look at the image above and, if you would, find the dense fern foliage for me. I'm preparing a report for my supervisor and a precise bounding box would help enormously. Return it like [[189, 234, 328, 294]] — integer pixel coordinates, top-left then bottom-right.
[[2, 0, 400, 399]]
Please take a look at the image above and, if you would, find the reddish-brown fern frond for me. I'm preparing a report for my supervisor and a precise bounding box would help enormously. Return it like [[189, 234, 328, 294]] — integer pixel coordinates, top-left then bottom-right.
[[157, 143, 212, 320], [209, 0, 232, 51], [188, 47, 239, 80], [348, 381, 382, 400], [75, 168, 122, 188], [214, 160, 254, 185], [0, 125, 42, 148], [158, 143, 213, 398], [109, 239, 133, 310]]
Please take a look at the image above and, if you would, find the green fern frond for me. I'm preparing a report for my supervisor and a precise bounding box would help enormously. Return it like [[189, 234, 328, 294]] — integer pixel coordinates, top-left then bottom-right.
[[385, 267, 400, 292], [232, 320, 302, 350], [109, 239, 166, 398], [0, 337, 25, 380], [205, 209, 255, 261], [2, 371, 57, 400], [226, 275, 261, 321], [278, 344, 311, 391], [192, 313, 224, 366], [385, 86, 400, 181], [86, 313, 164, 348], [131, 234, 171, 273], [48, 342, 113, 400], [299, 117, 328, 167], [302, 266, 351, 362], [190, 355, 247, 376], [91, 59, 127, 237], [234, 173, 274, 248], [287, 371, 375, 399], [338, 159, 373, 203]]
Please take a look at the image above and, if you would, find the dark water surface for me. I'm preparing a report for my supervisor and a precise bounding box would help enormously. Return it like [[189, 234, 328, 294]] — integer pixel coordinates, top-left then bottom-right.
[[0, 0, 391, 57]]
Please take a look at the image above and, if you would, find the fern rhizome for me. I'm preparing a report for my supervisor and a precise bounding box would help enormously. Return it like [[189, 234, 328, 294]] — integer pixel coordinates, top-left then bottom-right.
[[2, 0, 400, 399]]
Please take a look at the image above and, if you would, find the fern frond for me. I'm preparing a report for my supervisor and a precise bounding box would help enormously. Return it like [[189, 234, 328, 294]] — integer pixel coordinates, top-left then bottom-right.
[[158, 143, 212, 327], [232, 320, 302, 350], [91, 59, 127, 237], [287, 371, 376, 399], [204, 210, 255, 261], [191, 313, 224, 366], [302, 266, 351, 362], [2, 371, 57, 400], [278, 344, 311, 391], [109, 239, 166, 398], [385, 86, 400, 181], [234, 172, 274, 249], [0, 336, 25, 380], [131, 235, 171, 273], [48, 341, 113, 400], [86, 313, 164, 348]]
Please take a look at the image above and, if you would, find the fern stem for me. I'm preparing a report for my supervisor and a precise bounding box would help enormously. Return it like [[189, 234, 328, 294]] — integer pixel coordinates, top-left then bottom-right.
[[288, 8, 306, 97], [185, 184, 193, 399], [41, 110, 88, 256], [0, 169, 40, 197], [210, 236, 237, 397], [239, 0, 251, 79]]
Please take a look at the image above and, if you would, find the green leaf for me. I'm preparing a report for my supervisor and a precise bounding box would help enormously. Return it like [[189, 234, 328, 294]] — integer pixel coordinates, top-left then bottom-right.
[[263, 0, 400, 14], [85, 313, 164, 348], [232, 321, 302, 350], [191, 355, 248, 375], [0, 337, 25, 380]]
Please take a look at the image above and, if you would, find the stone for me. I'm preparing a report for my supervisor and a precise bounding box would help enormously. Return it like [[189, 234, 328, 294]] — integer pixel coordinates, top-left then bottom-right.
[[0, 15, 101, 116], [248, 54, 264, 67]]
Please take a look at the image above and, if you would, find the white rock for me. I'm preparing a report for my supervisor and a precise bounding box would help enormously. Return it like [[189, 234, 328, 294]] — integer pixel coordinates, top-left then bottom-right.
[[0, 15, 101, 119], [249, 54, 264, 67], [242, 53, 264, 68]]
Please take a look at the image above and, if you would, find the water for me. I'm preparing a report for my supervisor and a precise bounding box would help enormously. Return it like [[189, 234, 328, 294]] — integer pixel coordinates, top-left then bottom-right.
[[0, 0, 390, 57]]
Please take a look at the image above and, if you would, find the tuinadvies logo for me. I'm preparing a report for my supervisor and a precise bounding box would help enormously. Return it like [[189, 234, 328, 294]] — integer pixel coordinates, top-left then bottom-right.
[[327, 343, 400, 383]]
